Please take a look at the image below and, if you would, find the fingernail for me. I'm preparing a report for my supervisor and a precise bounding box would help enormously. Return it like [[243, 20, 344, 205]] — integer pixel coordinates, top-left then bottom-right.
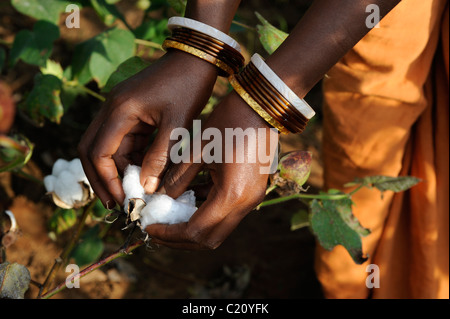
[[143, 176, 159, 194]]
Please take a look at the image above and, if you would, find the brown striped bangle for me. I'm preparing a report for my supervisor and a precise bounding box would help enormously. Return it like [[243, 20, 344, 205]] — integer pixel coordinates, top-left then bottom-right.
[[231, 54, 315, 134], [163, 26, 244, 77]]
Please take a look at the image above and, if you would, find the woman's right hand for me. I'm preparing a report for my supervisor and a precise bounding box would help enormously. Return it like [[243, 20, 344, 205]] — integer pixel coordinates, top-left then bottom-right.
[[78, 50, 218, 208]]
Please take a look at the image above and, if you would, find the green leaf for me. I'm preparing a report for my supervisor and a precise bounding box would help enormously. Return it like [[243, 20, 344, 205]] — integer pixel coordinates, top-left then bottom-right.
[[70, 225, 104, 266], [90, 0, 127, 26], [345, 175, 422, 196], [11, 0, 71, 24], [10, 20, 60, 67], [0, 262, 31, 299], [60, 83, 86, 111], [310, 194, 370, 264], [133, 19, 169, 43], [167, 0, 187, 14], [290, 209, 309, 231], [48, 208, 77, 235], [91, 198, 109, 220], [102, 56, 151, 93], [135, 0, 151, 10], [20, 73, 64, 125], [40, 59, 64, 79], [71, 27, 136, 87], [255, 12, 288, 55]]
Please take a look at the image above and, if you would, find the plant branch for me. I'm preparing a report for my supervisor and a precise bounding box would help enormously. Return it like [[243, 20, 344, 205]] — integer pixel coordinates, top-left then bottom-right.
[[38, 199, 96, 297], [39, 240, 144, 299], [13, 169, 43, 185], [348, 184, 365, 196], [258, 192, 350, 208], [232, 20, 256, 31], [134, 39, 163, 50], [79, 86, 106, 102]]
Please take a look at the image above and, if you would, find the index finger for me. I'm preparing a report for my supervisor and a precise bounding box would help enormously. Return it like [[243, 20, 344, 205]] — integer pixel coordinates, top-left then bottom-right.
[[88, 108, 141, 205]]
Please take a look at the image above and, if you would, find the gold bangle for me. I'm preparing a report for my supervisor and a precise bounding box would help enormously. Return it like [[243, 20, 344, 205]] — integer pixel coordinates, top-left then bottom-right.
[[229, 75, 289, 134], [162, 39, 235, 76]]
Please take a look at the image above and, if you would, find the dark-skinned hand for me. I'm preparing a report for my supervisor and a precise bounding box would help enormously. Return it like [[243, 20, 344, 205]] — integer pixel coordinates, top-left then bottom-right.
[[78, 50, 218, 208], [144, 91, 279, 250]]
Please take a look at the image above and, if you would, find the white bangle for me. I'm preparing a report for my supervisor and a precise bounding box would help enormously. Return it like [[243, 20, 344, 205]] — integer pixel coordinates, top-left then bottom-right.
[[167, 16, 241, 52], [250, 53, 315, 119]]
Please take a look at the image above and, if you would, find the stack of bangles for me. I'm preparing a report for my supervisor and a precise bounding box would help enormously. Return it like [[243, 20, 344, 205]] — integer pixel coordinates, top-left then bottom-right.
[[163, 17, 315, 134]]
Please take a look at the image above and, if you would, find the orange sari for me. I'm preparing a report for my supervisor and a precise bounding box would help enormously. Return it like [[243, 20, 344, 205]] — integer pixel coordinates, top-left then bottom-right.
[[317, 0, 449, 298]]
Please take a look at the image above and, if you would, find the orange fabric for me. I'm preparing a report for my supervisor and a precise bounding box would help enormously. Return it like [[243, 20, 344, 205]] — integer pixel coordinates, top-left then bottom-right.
[[317, 0, 449, 298]]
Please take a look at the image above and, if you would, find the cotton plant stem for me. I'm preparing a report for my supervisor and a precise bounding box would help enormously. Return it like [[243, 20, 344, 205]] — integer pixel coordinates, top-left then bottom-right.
[[79, 86, 106, 102], [231, 20, 256, 31], [38, 200, 96, 297], [348, 184, 364, 196], [39, 240, 144, 299], [258, 192, 350, 208], [14, 169, 43, 185], [134, 39, 164, 50]]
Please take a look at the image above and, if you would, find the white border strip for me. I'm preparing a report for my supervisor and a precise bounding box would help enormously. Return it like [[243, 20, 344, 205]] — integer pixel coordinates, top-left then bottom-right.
[[251, 53, 315, 119], [167, 17, 241, 52]]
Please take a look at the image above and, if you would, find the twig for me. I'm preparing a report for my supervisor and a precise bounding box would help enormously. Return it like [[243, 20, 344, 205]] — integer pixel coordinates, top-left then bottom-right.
[[29, 279, 43, 289], [13, 169, 43, 185], [231, 20, 256, 31], [258, 192, 350, 208], [134, 39, 163, 50], [39, 240, 144, 299], [78, 86, 106, 102], [38, 200, 96, 297]]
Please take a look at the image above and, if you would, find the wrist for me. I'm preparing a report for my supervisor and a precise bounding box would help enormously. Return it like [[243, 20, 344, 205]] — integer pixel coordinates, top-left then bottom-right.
[[165, 49, 219, 83]]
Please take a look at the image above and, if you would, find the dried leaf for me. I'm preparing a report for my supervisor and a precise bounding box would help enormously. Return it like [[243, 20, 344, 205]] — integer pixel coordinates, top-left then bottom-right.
[[0, 262, 31, 299]]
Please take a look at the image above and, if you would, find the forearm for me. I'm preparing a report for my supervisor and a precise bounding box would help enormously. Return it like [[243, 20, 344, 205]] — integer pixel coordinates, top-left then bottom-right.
[[185, 0, 241, 32], [265, 0, 401, 98]]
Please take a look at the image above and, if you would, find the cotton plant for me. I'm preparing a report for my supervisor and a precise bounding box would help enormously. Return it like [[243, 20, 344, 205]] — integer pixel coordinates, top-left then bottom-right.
[[43, 159, 197, 229], [43, 158, 95, 209], [122, 165, 197, 231]]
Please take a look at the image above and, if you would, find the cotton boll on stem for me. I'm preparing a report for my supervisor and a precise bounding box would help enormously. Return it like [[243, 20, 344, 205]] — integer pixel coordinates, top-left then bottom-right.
[[122, 165, 145, 211], [52, 158, 69, 176], [44, 158, 95, 209], [139, 192, 198, 229], [54, 171, 84, 207], [43, 175, 56, 193], [68, 158, 87, 183]]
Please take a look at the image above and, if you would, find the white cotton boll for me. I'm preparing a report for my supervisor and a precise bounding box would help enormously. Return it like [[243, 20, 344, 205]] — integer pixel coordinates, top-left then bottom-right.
[[43, 175, 56, 193], [52, 158, 69, 176], [139, 207, 157, 228], [68, 158, 85, 181], [122, 165, 145, 209], [54, 171, 83, 206], [139, 191, 197, 229], [175, 190, 196, 207], [123, 165, 145, 199]]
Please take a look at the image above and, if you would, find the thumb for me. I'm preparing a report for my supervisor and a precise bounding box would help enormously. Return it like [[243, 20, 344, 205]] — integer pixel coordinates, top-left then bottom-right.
[[140, 127, 175, 194], [162, 161, 203, 198]]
